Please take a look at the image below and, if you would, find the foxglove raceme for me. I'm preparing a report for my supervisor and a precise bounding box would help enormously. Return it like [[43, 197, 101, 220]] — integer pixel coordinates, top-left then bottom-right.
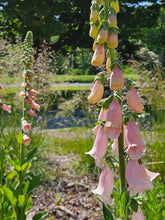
[[92, 163, 114, 204], [125, 118, 146, 160], [88, 80, 104, 104], [86, 126, 108, 168], [105, 99, 122, 139], [127, 86, 144, 113]]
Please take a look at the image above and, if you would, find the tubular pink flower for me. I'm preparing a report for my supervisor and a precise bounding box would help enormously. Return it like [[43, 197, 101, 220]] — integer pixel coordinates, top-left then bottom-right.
[[29, 89, 38, 95], [19, 91, 26, 97], [110, 65, 124, 90], [28, 109, 37, 117], [131, 206, 144, 220], [1, 104, 11, 113], [91, 44, 105, 66], [92, 163, 114, 205], [126, 160, 159, 196], [23, 134, 31, 146], [107, 31, 118, 48], [88, 80, 104, 104], [30, 101, 40, 111], [125, 118, 146, 160], [22, 119, 31, 132], [28, 92, 37, 101], [105, 99, 122, 139], [25, 97, 32, 105], [92, 108, 108, 135], [111, 138, 118, 154], [127, 86, 144, 113], [85, 126, 108, 168], [0, 88, 4, 93]]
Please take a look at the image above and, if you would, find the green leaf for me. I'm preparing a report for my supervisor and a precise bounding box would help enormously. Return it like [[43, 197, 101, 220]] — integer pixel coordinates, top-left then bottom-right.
[[5, 170, 17, 186], [25, 195, 32, 211], [18, 194, 26, 208], [1, 186, 17, 207], [25, 147, 38, 163], [103, 203, 114, 220], [98, 95, 114, 110], [129, 198, 138, 212], [27, 173, 42, 193], [17, 132, 23, 145], [22, 162, 31, 176], [120, 190, 129, 217], [32, 211, 48, 220]]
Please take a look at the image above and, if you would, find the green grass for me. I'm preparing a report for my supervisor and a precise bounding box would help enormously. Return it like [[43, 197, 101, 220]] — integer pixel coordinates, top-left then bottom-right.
[[51, 75, 95, 83], [51, 86, 90, 91]]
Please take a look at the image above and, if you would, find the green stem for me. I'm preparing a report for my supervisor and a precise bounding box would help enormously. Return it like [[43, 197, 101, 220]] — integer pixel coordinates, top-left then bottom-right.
[[109, 48, 116, 63], [103, 0, 110, 19], [118, 124, 127, 220]]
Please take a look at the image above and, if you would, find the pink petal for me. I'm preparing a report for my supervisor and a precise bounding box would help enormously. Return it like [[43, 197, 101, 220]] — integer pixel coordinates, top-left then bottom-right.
[[86, 126, 108, 168], [22, 119, 31, 132], [23, 134, 31, 146], [111, 138, 118, 154], [28, 109, 37, 117], [110, 65, 124, 90], [131, 206, 145, 220], [92, 163, 114, 205], [105, 99, 122, 139], [125, 118, 146, 160], [92, 108, 108, 135], [127, 87, 144, 113], [140, 164, 159, 182], [1, 104, 11, 113]]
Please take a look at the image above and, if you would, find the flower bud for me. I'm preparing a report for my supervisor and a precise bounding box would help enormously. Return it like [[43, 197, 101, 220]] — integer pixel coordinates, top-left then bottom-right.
[[91, 44, 105, 66], [97, 27, 108, 44], [90, 9, 99, 23], [110, 65, 124, 90], [108, 13, 117, 27], [89, 23, 99, 39], [127, 86, 144, 113], [107, 31, 118, 49], [110, 0, 120, 13], [88, 80, 104, 104]]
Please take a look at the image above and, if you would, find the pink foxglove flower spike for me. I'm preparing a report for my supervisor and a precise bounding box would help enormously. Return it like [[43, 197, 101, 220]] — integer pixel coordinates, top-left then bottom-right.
[[92, 163, 114, 205], [85, 126, 108, 168], [105, 99, 122, 139]]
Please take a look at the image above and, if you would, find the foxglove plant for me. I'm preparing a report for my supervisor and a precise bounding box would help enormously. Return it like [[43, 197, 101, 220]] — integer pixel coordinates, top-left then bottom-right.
[[0, 32, 47, 220], [87, 0, 159, 219]]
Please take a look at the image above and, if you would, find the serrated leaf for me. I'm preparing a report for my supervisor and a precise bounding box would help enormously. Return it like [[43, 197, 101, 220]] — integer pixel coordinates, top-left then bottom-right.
[[17, 132, 23, 145], [32, 211, 48, 220], [120, 190, 129, 217], [103, 203, 114, 220], [130, 198, 138, 212]]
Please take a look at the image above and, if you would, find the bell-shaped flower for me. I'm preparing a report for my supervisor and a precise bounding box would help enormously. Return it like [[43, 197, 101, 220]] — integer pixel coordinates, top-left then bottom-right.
[[22, 119, 31, 132], [107, 31, 118, 49], [92, 108, 108, 135], [131, 206, 144, 220], [88, 80, 104, 104], [108, 13, 117, 27], [126, 160, 159, 196], [85, 126, 108, 168], [92, 163, 114, 205], [30, 101, 40, 111], [127, 86, 144, 113], [98, 27, 108, 44], [89, 23, 99, 39], [23, 134, 31, 146], [125, 118, 146, 160], [111, 138, 118, 154], [110, 65, 124, 90], [105, 99, 122, 139], [91, 44, 105, 66], [1, 104, 11, 113], [90, 9, 99, 23], [28, 109, 37, 117]]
